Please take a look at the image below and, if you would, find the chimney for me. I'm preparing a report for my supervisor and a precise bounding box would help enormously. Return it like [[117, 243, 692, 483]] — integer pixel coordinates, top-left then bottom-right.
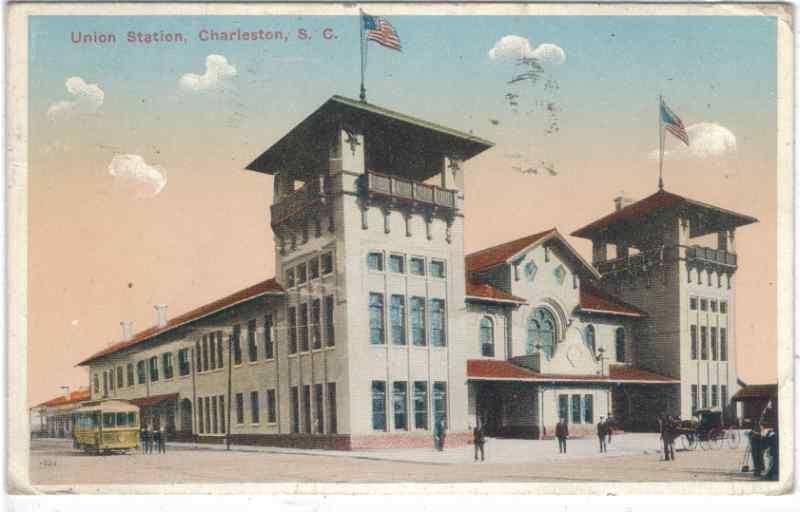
[[60, 385, 70, 399], [120, 321, 133, 341], [154, 304, 168, 327], [614, 195, 635, 211]]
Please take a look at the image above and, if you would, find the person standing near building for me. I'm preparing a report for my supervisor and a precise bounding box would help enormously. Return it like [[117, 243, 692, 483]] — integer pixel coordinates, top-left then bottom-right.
[[473, 423, 486, 462], [158, 425, 166, 454], [153, 424, 162, 455], [597, 417, 608, 453], [139, 425, 147, 454], [434, 417, 446, 451], [144, 424, 152, 454], [660, 415, 676, 461], [556, 417, 569, 454]]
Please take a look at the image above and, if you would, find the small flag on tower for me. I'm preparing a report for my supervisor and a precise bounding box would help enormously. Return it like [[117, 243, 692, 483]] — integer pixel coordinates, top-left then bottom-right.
[[660, 98, 689, 146], [362, 12, 402, 51]]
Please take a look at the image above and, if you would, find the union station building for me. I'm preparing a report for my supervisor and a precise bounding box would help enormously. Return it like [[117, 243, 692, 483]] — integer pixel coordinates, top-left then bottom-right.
[[77, 95, 756, 448]]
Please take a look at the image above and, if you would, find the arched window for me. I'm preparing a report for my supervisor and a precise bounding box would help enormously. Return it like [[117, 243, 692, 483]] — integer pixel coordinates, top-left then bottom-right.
[[527, 308, 556, 358], [479, 317, 494, 357], [585, 325, 596, 355], [615, 327, 626, 363]]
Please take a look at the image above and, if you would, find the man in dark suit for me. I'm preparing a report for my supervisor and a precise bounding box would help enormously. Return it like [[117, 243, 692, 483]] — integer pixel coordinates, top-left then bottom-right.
[[555, 417, 569, 454], [597, 417, 608, 453], [473, 423, 486, 462]]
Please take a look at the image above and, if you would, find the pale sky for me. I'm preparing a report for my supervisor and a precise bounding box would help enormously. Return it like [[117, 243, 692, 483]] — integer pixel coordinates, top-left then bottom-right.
[[27, 14, 778, 406]]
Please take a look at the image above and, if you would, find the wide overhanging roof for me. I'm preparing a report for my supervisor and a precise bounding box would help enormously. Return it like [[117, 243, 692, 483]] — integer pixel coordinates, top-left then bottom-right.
[[571, 189, 758, 240], [245, 95, 494, 176]]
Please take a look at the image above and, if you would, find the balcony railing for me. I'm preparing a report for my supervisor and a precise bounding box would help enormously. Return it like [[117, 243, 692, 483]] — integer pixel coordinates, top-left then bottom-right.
[[687, 245, 737, 267], [596, 244, 737, 275], [365, 172, 455, 209], [270, 179, 323, 225]]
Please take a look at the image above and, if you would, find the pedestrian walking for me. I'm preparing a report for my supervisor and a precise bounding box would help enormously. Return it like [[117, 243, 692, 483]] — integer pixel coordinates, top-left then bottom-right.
[[473, 423, 486, 462], [143, 425, 152, 454], [434, 417, 446, 451], [660, 415, 676, 461], [597, 417, 608, 453], [555, 417, 569, 454], [139, 426, 147, 453], [153, 425, 162, 454], [158, 426, 166, 453]]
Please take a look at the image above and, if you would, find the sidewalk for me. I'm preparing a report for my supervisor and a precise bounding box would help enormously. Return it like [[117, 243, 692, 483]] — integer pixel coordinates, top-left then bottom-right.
[[161, 433, 667, 465]]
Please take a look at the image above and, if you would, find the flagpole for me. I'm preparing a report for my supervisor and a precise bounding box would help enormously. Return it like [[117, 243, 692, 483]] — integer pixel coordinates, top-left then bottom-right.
[[658, 95, 664, 190], [359, 9, 367, 102]]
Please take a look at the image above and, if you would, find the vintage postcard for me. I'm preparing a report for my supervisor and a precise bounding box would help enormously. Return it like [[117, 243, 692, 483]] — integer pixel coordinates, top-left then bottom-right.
[[6, 1, 794, 495]]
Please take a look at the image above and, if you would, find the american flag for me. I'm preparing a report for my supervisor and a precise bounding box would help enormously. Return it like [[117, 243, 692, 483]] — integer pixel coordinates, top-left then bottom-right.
[[362, 13, 402, 52], [660, 99, 689, 146]]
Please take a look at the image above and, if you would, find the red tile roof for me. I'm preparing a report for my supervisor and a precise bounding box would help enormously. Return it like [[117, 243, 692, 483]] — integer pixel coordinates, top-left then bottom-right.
[[78, 278, 285, 366], [465, 229, 556, 272], [731, 384, 777, 402], [578, 281, 645, 317], [129, 393, 180, 408], [466, 277, 527, 304], [571, 189, 758, 239], [37, 388, 91, 408], [467, 359, 678, 384]]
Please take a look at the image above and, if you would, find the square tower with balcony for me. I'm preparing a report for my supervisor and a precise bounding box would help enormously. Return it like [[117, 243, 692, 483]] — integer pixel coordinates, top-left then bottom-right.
[[571, 189, 757, 421], [246, 95, 493, 447]]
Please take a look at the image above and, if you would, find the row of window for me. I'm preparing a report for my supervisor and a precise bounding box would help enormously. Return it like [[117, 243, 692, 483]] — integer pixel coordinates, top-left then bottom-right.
[[690, 325, 729, 361], [689, 268, 732, 289], [285, 252, 335, 288], [557, 393, 595, 424], [369, 293, 446, 346], [288, 383, 338, 434], [690, 297, 729, 314], [287, 296, 336, 354], [371, 380, 447, 431], [367, 252, 446, 279], [691, 384, 729, 411], [197, 394, 226, 435], [95, 350, 189, 396]]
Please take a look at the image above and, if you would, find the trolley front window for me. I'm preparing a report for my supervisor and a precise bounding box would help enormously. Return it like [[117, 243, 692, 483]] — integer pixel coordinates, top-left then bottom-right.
[[102, 413, 115, 428], [116, 412, 128, 427]]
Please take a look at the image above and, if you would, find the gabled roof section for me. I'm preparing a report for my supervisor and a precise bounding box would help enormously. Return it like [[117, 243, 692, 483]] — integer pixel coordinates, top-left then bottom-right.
[[466, 276, 527, 305], [246, 95, 494, 176], [36, 388, 91, 408], [571, 189, 758, 240], [465, 228, 599, 279], [78, 278, 285, 367], [578, 281, 645, 318]]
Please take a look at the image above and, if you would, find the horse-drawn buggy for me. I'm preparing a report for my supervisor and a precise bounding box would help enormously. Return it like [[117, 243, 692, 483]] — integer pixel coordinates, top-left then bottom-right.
[[675, 407, 741, 451]]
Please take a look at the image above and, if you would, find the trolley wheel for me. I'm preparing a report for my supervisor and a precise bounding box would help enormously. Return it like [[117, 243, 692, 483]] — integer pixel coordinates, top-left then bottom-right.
[[727, 430, 741, 449]]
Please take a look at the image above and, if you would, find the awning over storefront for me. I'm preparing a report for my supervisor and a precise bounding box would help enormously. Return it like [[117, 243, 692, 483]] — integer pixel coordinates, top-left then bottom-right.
[[467, 359, 678, 384], [731, 384, 777, 402], [129, 393, 179, 408]]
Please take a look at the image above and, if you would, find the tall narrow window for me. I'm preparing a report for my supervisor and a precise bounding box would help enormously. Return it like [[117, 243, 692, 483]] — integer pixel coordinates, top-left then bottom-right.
[[264, 314, 274, 359], [389, 254, 405, 274], [309, 257, 320, 280], [137, 360, 145, 384], [367, 252, 384, 271], [302, 385, 311, 433], [430, 299, 446, 347], [558, 394, 569, 420], [410, 257, 425, 276], [393, 382, 408, 431], [219, 395, 225, 434], [413, 381, 428, 429], [480, 317, 494, 357], [711, 327, 718, 360], [211, 396, 218, 433], [429, 260, 446, 278], [117, 367, 123, 388], [202, 335, 210, 371], [209, 333, 217, 370], [204, 396, 211, 433], [390, 295, 406, 345], [126, 363, 134, 387], [149, 356, 159, 381], [216, 332, 224, 369], [290, 386, 300, 433], [321, 252, 334, 275], [584, 324, 596, 355], [571, 394, 582, 424], [369, 293, 385, 345], [314, 383, 324, 434], [311, 299, 322, 350], [299, 303, 309, 351], [93, 374, 100, 394], [720, 328, 728, 361], [327, 383, 338, 434], [266, 389, 277, 423], [288, 307, 297, 354], [700, 326, 708, 360], [720, 301, 728, 314], [198, 398, 204, 434], [248, 319, 258, 362], [583, 394, 594, 424], [711, 385, 719, 407], [721, 385, 728, 410], [178, 348, 190, 377], [297, 263, 307, 285], [615, 328, 626, 363], [411, 297, 426, 346], [250, 391, 260, 424], [690, 297, 698, 310], [235, 393, 244, 424], [232, 324, 242, 365], [690, 325, 698, 360], [286, 268, 295, 288], [701, 385, 708, 408], [691, 385, 698, 412], [371, 381, 387, 431], [196, 341, 202, 372], [433, 382, 448, 425], [162, 353, 174, 379], [324, 295, 335, 347]]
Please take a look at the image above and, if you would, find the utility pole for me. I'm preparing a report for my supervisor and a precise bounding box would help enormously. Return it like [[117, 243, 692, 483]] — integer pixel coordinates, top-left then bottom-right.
[[226, 332, 233, 450]]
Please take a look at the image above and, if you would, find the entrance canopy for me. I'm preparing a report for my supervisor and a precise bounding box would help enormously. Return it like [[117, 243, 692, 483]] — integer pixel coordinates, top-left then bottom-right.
[[467, 359, 678, 385], [130, 393, 179, 408]]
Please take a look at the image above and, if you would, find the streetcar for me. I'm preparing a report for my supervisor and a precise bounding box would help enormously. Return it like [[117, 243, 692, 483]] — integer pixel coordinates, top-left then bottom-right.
[[72, 399, 140, 454]]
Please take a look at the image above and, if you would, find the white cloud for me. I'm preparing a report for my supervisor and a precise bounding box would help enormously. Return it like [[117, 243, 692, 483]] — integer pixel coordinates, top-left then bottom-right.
[[179, 54, 237, 91], [488, 36, 566, 65], [651, 122, 737, 159], [108, 154, 167, 196], [47, 77, 104, 119]]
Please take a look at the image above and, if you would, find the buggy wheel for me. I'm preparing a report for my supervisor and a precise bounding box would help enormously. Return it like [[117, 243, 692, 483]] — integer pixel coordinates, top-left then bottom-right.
[[727, 430, 741, 449], [711, 433, 724, 450], [699, 437, 710, 450]]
